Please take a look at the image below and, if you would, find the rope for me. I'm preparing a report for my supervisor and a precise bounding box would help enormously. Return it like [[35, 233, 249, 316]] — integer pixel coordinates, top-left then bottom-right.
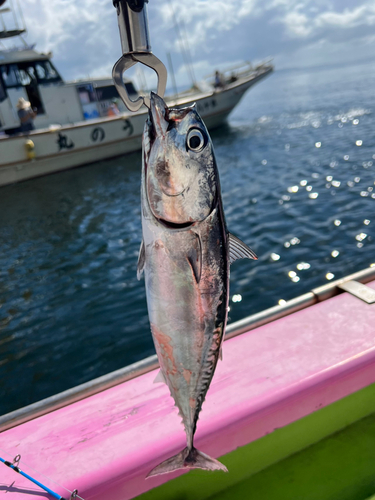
[[0, 446, 85, 500]]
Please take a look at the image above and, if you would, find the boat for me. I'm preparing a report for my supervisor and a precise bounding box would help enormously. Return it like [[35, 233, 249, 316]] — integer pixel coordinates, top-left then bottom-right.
[[1, 265, 375, 500], [0, 4, 273, 188]]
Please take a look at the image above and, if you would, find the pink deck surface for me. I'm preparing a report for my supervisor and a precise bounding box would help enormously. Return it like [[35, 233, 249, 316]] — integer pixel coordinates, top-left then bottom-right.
[[1, 281, 375, 500]]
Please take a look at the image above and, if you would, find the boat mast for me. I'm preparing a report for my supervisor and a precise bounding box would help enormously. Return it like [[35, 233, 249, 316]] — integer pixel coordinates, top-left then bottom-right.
[[168, 0, 197, 88]]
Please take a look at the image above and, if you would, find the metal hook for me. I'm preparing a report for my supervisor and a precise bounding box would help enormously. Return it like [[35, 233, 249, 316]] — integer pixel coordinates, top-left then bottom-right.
[[70, 489, 78, 499], [112, 53, 167, 111], [112, 0, 167, 112]]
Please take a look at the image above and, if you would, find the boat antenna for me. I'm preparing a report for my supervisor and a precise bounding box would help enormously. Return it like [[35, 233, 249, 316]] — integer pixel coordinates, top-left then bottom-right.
[[167, 0, 197, 87], [9, 0, 19, 30], [14, 0, 28, 46], [0, 17, 5, 35], [15, 0, 26, 34], [178, 16, 197, 85], [166, 52, 179, 101], [136, 64, 148, 94]]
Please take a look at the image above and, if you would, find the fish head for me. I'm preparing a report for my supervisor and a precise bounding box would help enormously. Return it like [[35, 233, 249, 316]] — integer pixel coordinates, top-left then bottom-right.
[[144, 92, 218, 226]]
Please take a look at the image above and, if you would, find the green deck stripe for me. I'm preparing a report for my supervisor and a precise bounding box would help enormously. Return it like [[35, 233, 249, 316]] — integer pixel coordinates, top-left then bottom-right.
[[138, 382, 375, 500], [210, 411, 375, 500]]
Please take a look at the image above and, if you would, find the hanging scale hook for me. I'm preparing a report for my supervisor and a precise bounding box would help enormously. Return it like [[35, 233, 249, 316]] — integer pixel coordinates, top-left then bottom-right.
[[112, 0, 167, 111]]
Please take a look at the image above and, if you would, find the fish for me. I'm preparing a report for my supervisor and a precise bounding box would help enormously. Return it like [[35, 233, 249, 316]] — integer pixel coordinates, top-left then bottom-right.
[[138, 92, 257, 477]]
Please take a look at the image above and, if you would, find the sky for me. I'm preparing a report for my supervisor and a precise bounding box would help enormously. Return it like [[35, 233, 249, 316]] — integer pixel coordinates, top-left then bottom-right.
[[2, 0, 375, 89]]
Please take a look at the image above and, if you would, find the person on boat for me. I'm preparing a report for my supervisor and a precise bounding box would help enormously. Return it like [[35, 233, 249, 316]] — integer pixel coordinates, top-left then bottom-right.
[[107, 99, 120, 117], [16, 97, 36, 133], [214, 70, 224, 89], [228, 72, 238, 84]]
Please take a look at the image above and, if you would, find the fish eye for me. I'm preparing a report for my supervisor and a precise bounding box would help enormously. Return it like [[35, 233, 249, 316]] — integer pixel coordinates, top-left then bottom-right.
[[187, 128, 206, 152]]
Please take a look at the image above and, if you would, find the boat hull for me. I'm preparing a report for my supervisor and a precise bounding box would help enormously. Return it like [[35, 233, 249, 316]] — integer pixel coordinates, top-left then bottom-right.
[[0, 68, 272, 187]]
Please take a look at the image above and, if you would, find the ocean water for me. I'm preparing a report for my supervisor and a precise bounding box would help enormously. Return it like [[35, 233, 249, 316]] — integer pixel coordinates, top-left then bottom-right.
[[1, 61, 375, 416]]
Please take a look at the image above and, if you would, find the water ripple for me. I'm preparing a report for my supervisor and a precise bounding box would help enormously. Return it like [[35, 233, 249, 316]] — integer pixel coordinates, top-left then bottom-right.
[[1, 63, 375, 414]]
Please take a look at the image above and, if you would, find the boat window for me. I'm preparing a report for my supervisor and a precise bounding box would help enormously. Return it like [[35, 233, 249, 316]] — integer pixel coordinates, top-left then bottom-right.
[[35, 62, 46, 80], [44, 61, 59, 79], [18, 68, 32, 86], [0, 61, 62, 89], [28, 66, 37, 81], [77, 84, 96, 104], [0, 76, 6, 102], [1, 63, 35, 88], [18, 64, 38, 86], [1, 64, 19, 88], [95, 83, 137, 102], [124, 82, 137, 96], [33, 61, 62, 84]]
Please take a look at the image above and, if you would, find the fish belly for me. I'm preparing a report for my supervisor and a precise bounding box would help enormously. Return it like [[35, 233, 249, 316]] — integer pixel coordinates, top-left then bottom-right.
[[144, 215, 227, 442]]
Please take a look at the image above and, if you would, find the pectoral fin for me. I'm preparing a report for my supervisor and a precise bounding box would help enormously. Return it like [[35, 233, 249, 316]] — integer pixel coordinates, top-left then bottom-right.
[[137, 240, 145, 280], [228, 233, 257, 263], [186, 233, 202, 283]]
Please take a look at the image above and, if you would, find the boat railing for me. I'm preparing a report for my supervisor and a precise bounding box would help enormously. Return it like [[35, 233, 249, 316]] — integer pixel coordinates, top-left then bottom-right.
[[203, 61, 253, 80], [1, 264, 375, 433], [203, 59, 274, 88], [0, 44, 35, 55]]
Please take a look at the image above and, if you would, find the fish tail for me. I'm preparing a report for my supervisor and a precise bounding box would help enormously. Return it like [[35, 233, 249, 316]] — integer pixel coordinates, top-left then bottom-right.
[[146, 447, 228, 477]]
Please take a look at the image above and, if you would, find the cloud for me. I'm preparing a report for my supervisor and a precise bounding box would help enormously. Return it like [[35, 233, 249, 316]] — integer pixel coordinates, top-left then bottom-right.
[[282, 10, 312, 37], [2, 0, 375, 88], [275, 1, 375, 39], [151, 0, 260, 56], [150, 0, 375, 77], [11, 0, 118, 79], [316, 4, 375, 29]]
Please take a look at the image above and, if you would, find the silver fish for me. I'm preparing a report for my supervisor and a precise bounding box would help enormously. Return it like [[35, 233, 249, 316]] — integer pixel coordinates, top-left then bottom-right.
[[138, 93, 257, 477]]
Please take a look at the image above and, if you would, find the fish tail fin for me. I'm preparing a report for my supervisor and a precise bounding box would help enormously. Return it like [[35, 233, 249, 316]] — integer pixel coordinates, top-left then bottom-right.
[[146, 447, 228, 478]]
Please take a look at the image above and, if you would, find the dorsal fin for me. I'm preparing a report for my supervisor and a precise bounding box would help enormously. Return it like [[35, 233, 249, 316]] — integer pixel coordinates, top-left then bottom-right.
[[228, 233, 257, 264]]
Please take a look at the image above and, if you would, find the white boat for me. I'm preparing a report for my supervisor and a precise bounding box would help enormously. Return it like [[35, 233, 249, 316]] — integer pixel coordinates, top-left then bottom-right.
[[0, 4, 273, 187]]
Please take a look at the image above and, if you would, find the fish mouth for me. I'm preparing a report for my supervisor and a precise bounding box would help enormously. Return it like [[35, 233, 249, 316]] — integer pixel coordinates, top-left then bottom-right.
[[160, 187, 186, 197], [157, 218, 194, 230]]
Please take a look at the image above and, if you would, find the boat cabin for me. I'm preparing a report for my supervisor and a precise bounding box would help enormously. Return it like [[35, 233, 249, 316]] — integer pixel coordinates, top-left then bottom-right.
[[0, 47, 138, 135]]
